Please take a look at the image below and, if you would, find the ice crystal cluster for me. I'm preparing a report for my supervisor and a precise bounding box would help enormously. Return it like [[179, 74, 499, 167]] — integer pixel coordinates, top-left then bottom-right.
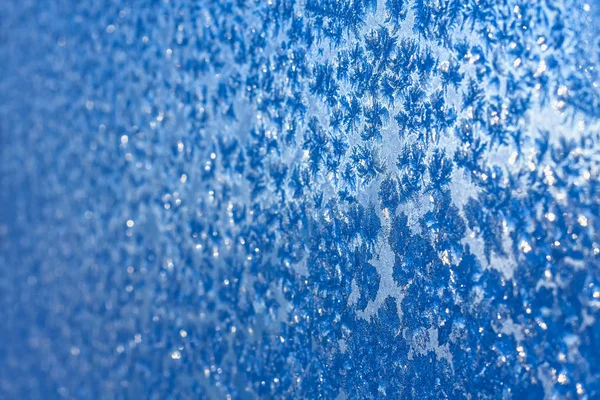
[[1, 0, 600, 398]]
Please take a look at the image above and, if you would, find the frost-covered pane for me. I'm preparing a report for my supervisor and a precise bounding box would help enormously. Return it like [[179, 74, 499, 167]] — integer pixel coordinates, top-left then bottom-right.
[[1, 0, 600, 398]]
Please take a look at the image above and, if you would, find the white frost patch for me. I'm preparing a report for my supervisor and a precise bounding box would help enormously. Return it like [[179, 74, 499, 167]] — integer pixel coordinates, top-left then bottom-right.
[[451, 168, 518, 279], [536, 364, 556, 399], [356, 229, 404, 322], [348, 278, 360, 307], [498, 316, 525, 342], [406, 327, 454, 370]]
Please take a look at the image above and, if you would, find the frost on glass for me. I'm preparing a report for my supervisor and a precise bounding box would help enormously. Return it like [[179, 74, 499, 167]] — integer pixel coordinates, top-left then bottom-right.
[[1, 0, 600, 398]]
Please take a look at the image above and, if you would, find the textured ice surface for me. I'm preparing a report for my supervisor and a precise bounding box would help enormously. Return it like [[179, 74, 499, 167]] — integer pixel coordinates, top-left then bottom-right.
[[1, 0, 600, 398]]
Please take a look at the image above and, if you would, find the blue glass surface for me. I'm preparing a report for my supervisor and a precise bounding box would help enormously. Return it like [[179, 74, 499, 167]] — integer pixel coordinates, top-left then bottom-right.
[[1, 0, 600, 398]]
